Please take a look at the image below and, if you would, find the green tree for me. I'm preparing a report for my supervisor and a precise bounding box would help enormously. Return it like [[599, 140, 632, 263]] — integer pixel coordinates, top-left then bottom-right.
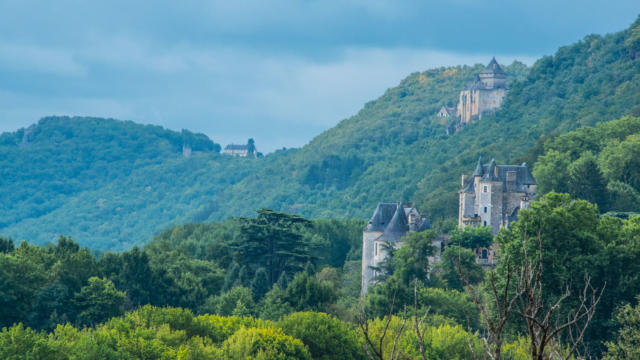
[[74, 277, 125, 326], [532, 149, 571, 194], [394, 230, 437, 284], [214, 286, 255, 316], [220, 327, 312, 360], [278, 312, 365, 360], [0, 237, 14, 253], [604, 295, 640, 360], [439, 245, 483, 291], [448, 226, 493, 249], [233, 209, 314, 284], [251, 268, 270, 301], [567, 151, 609, 210], [284, 273, 336, 312]]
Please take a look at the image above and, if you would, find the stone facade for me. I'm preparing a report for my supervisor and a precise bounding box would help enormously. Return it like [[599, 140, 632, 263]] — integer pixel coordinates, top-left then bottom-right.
[[455, 58, 507, 128], [459, 157, 537, 235], [361, 202, 432, 294], [223, 144, 257, 157]]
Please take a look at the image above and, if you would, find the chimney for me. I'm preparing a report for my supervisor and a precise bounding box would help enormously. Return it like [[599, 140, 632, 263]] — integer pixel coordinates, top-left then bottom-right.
[[506, 171, 516, 192], [461, 174, 468, 187]]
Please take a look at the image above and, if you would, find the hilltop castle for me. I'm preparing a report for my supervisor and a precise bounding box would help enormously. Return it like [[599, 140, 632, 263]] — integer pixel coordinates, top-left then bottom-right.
[[361, 202, 431, 294], [459, 157, 537, 235], [438, 58, 508, 131]]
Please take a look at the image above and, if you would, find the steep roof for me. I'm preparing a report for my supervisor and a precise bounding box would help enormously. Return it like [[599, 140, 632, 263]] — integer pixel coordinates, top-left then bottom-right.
[[364, 203, 398, 232], [463, 158, 537, 192], [224, 144, 249, 150], [480, 57, 506, 76], [473, 156, 484, 177], [383, 203, 410, 242], [365, 202, 428, 242]]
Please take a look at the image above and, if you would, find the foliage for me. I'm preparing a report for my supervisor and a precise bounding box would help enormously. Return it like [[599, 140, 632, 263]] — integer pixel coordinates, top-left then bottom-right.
[[497, 192, 640, 355], [439, 245, 484, 291], [449, 226, 493, 249], [604, 295, 640, 360], [532, 116, 640, 212], [278, 312, 365, 360]]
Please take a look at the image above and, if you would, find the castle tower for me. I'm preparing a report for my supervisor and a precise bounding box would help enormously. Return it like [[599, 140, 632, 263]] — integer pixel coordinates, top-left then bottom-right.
[[361, 202, 431, 294], [455, 58, 508, 126], [459, 157, 537, 235]]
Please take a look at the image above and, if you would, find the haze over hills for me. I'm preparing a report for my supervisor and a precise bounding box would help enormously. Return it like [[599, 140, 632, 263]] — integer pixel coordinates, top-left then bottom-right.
[[1, 17, 639, 250]]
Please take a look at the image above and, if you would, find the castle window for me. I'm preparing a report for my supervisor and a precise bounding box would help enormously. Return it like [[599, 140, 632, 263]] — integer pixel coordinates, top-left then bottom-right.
[[484, 207, 487, 213], [483, 185, 488, 193], [483, 221, 487, 226]]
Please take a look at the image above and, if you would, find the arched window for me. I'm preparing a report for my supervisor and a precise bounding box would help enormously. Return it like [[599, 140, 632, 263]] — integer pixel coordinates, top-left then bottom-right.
[[482, 249, 488, 259]]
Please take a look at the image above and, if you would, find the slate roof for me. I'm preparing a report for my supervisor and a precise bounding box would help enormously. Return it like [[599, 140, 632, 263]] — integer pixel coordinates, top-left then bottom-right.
[[479, 57, 506, 76], [224, 144, 249, 150], [364, 203, 430, 241], [462, 157, 537, 193]]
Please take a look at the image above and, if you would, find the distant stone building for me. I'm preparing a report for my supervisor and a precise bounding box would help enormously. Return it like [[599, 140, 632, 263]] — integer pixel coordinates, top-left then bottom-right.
[[437, 106, 457, 118], [223, 139, 258, 158], [459, 157, 537, 235], [361, 202, 432, 294], [453, 58, 508, 129]]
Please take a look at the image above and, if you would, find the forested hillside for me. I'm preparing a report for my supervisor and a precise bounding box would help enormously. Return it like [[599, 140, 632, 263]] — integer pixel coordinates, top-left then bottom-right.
[[1, 18, 639, 250], [0, 117, 263, 250], [202, 17, 640, 223]]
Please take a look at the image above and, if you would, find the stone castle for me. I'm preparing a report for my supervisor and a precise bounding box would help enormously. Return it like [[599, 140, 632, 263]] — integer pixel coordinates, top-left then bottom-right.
[[361, 202, 431, 294], [437, 58, 508, 131], [361, 158, 537, 293], [459, 157, 537, 235]]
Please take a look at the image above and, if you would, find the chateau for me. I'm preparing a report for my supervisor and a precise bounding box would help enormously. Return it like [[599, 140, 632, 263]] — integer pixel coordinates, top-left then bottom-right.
[[438, 58, 508, 132], [361, 202, 431, 294], [360, 158, 537, 293], [459, 157, 537, 235], [223, 139, 259, 158]]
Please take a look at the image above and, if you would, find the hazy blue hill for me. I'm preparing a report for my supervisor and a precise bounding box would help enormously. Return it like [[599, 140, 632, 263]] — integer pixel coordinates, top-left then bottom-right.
[[0, 116, 263, 250], [203, 18, 640, 222]]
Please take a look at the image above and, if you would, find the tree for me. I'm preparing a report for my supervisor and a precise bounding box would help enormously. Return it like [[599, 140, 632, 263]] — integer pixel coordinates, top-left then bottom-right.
[[567, 151, 609, 210], [532, 150, 571, 194], [233, 209, 314, 284], [604, 295, 640, 360], [284, 273, 336, 312], [219, 327, 311, 360], [214, 286, 255, 316], [279, 312, 365, 360], [440, 245, 483, 291], [74, 277, 125, 326], [449, 226, 493, 249], [0, 237, 14, 254], [393, 231, 437, 284], [251, 268, 270, 301]]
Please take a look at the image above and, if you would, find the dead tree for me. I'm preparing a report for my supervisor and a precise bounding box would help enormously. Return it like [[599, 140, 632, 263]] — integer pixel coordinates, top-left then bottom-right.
[[359, 293, 408, 360], [413, 282, 430, 360], [516, 232, 605, 360], [458, 250, 521, 360]]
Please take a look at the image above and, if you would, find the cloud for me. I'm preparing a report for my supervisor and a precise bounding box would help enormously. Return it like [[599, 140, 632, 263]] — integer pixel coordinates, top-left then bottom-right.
[[0, 1, 638, 151]]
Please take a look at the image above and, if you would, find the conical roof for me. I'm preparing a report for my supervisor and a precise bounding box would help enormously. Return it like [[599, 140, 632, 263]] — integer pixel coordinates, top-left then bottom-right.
[[382, 203, 409, 242], [480, 57, 506, 76], [364, 203, 397, 232], [473, 156, 484, 177], [484, 158, 498, 180]]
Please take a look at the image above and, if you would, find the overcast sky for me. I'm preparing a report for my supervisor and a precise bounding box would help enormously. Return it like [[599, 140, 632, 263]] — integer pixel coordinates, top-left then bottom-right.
[[0, 1, 638, 152]]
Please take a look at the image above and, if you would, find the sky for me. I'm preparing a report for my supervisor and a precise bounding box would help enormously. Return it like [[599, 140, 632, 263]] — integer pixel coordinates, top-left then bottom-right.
[[0, 1, 638, 152]]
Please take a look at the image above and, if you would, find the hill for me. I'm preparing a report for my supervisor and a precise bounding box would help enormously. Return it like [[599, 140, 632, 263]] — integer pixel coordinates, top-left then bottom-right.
[[1, 17, 639, 249], [0, 117, 264, 250], [201, 17, 640, 223]]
